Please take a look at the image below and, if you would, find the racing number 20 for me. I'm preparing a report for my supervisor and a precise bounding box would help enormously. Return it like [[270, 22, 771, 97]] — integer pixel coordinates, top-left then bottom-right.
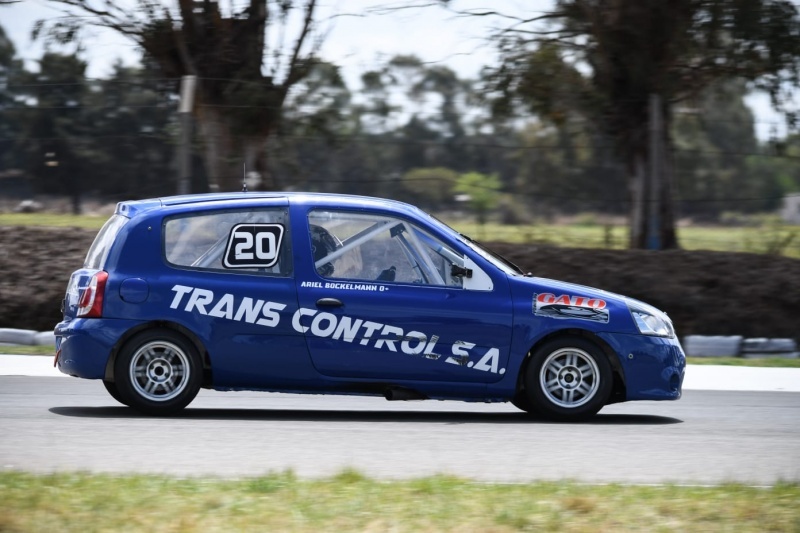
[[235, 232, 275, 261], [223, 224, 284, 269]]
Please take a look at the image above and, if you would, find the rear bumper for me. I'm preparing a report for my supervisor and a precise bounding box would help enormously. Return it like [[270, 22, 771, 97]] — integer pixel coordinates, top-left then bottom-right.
[[55, 318, 142, 379], [597, 332, 686, 401]]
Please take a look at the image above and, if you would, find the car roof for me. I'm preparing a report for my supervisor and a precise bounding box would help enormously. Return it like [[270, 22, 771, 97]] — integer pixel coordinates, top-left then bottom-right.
[[115, 192, 425, 220]]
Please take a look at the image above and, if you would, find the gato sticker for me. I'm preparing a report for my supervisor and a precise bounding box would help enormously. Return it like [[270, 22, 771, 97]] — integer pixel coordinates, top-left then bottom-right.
[[533, 293, 609, 323], [223, 223, 284, 269]]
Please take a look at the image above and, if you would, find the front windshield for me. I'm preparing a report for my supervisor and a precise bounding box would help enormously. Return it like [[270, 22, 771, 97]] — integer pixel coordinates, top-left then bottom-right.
[[457, 233, 524, 276], [423, 213, 523, 277]]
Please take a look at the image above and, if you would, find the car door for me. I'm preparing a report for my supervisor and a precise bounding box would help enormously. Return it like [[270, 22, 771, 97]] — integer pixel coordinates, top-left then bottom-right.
[[294, 207, 513, 383], [158, 202, 315, 388]]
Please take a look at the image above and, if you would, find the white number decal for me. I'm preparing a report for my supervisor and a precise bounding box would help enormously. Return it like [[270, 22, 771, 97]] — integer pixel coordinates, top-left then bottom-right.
[[224, 224, 284, 268], [255, 232, 277, 260], [234, 232, 254, 260]]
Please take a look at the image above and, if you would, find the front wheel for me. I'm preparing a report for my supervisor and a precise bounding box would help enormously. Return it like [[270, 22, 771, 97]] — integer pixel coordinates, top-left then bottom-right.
[[114, 329, 202, 416], [521, 337, 612, 421]]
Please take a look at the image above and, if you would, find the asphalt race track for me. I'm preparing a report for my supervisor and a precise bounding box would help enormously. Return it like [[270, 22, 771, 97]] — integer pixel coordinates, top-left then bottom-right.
[[1, 376, 798, 485]]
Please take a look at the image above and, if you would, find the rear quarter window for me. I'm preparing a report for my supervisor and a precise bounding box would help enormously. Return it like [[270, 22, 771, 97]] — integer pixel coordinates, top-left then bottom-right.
[[163, 209, 291, 276], [84, 214, 128, 269]]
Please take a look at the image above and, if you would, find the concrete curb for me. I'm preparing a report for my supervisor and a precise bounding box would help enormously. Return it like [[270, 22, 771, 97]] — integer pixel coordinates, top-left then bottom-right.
[[0, 329, 55, 346], [683, 335, 798, 359]]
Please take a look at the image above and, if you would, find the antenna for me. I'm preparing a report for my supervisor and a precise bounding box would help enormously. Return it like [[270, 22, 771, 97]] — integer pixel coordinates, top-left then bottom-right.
[[242, 162, 248, 192]]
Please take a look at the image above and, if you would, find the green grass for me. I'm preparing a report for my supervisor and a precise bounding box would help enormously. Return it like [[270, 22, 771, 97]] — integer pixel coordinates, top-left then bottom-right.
[[1, 471, 798, 532], [3, 213, 799, 257], [0, 345, 55, 356], [0, 213, 108, 230], [2, 346, 799, 367], [447, 220, 800, 257]]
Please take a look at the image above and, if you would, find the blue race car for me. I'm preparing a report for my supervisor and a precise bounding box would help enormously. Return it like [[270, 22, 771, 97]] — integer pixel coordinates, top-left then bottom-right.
[[55, 192, 685, 420]]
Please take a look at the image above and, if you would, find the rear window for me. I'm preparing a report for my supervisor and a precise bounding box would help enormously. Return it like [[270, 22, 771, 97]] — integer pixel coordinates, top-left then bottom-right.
[[163, 209, 291, 276], [84, 214, 128, 269]]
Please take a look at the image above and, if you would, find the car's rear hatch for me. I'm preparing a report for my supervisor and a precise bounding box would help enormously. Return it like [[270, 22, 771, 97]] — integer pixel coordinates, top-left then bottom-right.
[[61, 214, 129, 322]]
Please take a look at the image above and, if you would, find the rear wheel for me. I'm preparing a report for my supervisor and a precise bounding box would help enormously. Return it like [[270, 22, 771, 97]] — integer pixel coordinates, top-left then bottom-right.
[[521, 337, 612, 421], [114, 329, 202, 416], [102, 380, 127, 406]]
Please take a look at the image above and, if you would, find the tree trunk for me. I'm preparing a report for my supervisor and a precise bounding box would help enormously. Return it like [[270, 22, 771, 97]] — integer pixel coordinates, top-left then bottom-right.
[[241, 138, 277, 191], [628, 150, 679, 249], [629, 153, 647, 249], [659, 123, 679, 249], [195, 106, 243, 192], [628, 101, 679, 250]]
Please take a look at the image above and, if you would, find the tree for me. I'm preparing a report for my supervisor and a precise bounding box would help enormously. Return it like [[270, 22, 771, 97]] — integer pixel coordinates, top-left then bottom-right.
[[267, 61, 354, 192], [0, 24, 26, 172], [455, 171, 501, 235], [79, 62, 179, 199], [401, 167, 459, 208], [453, 0, 800, 249], [36, 0, 322, 191], [13, 52, 89, 213], [672, 80, 768, 218]]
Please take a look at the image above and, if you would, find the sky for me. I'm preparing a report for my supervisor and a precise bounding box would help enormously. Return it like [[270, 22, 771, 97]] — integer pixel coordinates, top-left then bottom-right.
[[1, 0, 791, 140], [4, 1, 531, 81]]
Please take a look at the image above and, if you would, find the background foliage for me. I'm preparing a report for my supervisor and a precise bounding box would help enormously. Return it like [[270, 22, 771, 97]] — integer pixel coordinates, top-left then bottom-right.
[[0, 3, 799, 241]]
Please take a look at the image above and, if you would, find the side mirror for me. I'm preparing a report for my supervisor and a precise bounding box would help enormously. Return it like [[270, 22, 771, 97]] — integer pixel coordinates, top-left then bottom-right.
[[450, 264, 472, 278], [462, 256, 494, 291]]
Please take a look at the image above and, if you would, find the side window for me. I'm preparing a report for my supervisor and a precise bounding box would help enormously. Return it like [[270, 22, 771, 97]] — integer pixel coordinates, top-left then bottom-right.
[[164, 209, 291, 275], [308, 210, 462, 288]]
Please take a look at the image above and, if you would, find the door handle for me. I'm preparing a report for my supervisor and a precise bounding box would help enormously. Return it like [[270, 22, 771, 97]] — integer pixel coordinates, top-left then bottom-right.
[[316, 298, 343, 308]]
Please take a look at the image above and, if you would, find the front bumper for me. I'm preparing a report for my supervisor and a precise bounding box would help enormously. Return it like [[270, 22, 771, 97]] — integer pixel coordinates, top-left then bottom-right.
[[597, 332, 685, 401], [55, 318, 143, 379]]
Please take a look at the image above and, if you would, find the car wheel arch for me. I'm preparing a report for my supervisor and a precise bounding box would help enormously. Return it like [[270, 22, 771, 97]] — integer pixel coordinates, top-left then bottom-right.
[[515, 328, 626, 405], [104, 321, 212, 387]]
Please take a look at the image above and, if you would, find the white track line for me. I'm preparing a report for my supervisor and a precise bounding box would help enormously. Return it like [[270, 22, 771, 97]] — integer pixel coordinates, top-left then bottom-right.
[[1, 355, 799, 392]]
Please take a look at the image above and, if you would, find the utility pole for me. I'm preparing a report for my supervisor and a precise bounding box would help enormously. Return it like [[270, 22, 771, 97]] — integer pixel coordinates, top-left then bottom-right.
[[647, 93, 663, 250], [178, 75, 197, 195]]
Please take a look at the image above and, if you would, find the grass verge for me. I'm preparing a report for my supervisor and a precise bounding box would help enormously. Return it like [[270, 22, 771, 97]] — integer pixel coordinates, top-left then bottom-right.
[[3, 213, 799, 257], [0, 345, 54, 356], [1, 471, 798, 532], [686, 356, 800, 368], [0, 213, 108, 230]]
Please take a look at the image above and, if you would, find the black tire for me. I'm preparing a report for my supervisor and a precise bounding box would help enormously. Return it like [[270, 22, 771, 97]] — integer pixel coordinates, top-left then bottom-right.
[[114, 329, 202, 416], [102, 380, 128, 406], [510, 391, 536, 414], [521, 337, 612, 421]]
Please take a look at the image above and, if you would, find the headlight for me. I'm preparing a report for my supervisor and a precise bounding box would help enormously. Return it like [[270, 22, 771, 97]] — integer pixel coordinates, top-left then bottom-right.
[[630, 307, 675, 338]]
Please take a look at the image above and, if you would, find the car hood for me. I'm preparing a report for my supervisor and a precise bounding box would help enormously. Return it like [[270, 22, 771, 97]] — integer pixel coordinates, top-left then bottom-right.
[[526, 277, 623, 303], [525, 277, 665, 312], [509, 275, 673, 334]]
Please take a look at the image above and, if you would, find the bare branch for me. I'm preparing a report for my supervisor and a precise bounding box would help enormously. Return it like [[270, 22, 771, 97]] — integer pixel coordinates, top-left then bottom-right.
[[39, 0, 150, 42], [364, 2, 442, 16], [284, 0, 318, 88]]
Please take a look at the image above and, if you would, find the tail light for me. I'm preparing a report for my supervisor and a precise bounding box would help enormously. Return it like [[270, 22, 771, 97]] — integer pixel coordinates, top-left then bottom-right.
[[77, 271, 108, 318]]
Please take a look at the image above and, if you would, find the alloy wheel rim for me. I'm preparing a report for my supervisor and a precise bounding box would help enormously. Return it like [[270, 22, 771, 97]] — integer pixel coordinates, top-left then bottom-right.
[[539, 347, 600, 408], [129, 341, 189, 402]]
